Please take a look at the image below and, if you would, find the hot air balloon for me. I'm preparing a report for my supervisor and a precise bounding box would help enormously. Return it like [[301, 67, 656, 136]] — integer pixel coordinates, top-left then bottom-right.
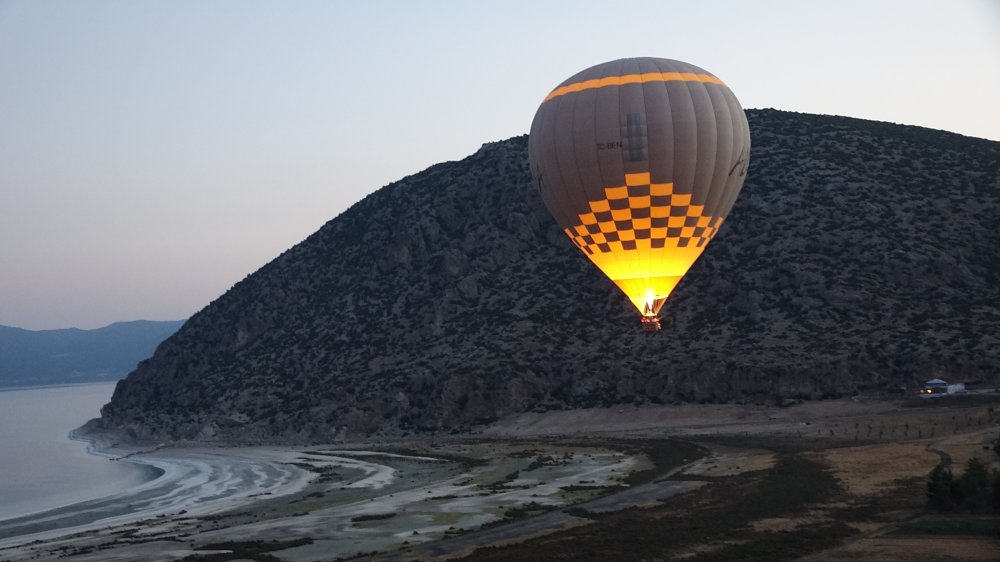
[[528, 57, 750, 331]]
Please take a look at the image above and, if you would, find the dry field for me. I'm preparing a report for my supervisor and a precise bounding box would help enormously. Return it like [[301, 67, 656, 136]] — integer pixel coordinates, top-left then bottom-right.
[[447, 394, 1000, 561]]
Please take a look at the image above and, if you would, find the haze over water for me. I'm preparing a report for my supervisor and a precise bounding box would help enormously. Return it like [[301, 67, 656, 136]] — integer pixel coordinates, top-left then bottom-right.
[[0, 383, 151, 521]]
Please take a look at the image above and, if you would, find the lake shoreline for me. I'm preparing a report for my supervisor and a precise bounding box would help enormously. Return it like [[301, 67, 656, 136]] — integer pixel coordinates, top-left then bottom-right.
[[0, 436, 651, 561], [0, 424, 333, 545], [0, 383, 158, 524], [68, 423, 167, 479]]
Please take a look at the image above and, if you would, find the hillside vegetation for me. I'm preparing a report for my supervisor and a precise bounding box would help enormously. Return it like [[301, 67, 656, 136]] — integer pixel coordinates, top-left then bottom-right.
[[99, 109, 1000, 442]]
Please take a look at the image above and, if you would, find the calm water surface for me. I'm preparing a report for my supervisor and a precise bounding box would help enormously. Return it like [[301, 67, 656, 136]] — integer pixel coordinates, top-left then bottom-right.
[[0, 383, 151, 520]]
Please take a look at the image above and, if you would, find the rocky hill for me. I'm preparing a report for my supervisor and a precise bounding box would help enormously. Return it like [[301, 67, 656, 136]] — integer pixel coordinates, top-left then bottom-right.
[[0, 320, 184, 387], [97, 109, 1000, 442]]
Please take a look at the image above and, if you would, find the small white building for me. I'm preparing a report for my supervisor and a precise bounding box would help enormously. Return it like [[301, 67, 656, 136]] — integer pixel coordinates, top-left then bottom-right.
[[920, 378, 965, 398]]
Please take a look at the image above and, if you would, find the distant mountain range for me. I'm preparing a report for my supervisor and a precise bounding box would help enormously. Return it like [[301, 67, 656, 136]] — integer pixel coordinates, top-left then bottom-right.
[[0, 320, 185, 388], [98, 109, 1000, 443]]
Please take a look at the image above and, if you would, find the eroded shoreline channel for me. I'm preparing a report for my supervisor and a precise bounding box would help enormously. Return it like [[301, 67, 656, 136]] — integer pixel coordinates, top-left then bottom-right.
[[0, 436, 702, 561]]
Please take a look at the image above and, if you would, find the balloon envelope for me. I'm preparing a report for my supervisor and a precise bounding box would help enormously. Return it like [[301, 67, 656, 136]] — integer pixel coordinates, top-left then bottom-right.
[[528, 57, 750, 318]]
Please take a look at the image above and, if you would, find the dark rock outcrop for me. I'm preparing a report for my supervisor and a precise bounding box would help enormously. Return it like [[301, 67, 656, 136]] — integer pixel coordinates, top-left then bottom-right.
[[99, 109, 1000, 442]]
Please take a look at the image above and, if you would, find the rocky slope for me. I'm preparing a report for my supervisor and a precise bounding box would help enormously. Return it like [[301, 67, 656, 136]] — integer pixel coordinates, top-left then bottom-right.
[[98, 109, 1000, 442], [0, 320, 184, 387]]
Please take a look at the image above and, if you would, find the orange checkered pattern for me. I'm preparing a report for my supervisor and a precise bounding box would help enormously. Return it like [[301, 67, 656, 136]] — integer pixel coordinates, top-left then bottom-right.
[[563, 172, 723, 256]]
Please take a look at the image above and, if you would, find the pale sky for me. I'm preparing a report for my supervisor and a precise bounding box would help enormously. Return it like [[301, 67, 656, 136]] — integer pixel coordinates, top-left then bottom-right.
[[1, 0, 998, 330]]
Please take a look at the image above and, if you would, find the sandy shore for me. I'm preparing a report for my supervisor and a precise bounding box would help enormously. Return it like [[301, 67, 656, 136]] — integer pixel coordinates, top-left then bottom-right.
[[0, 442, 317, 546], [0, 434, 641, 562]]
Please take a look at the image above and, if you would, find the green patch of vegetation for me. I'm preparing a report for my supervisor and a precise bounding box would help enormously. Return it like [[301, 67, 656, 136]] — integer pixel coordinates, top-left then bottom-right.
[[182, 538, 313, 562]]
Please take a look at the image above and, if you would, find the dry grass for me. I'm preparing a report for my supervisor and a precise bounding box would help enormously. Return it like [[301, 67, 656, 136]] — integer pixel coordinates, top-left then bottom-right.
[[932, 427, 1000, 472], [821, 443, 939, 496]]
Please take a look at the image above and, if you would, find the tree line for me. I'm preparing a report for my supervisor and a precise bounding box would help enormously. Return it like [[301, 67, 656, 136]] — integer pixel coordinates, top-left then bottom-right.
[[927, 438, 1000, 512]]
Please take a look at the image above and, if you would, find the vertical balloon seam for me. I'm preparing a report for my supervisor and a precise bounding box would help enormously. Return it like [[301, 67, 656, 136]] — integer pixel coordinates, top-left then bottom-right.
[[690, 81, 712, 235], [676, 60, 702, 301], [694, 79, 722, 254], [560, 92, 587, 234], [718, 89, 745, 224], [629, 56, 654, 291], [564, 86, 583, 225], [718, 88, 750, 221], [632, 57, 655, 295], [598, 59, 631, 292], [712, 82, 740, 217], [714, 84, 740, 247], [650, 65, 676, 308], [710, 87, 736, 222], [666, 58, 699, 279], [568, 69, 607, 297], [730, 107, 749, 224], [631, 59, 652, 304], [533, 105, 559, 239], [732, 94, 751, 214], [547, 96, 576, 263], [635, 63, 657, 306], [702, 84, 725, 237], [643, 56, 671, 305], [608, 59, 631, 287], [691, 78, 728, 266], [558, 67, 616, 289], [617, 58, 643, 288], [578, 75, 606, 292]]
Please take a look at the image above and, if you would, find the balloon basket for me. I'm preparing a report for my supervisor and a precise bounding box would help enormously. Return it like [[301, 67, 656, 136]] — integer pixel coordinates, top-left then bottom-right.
[[640, 316, 661, 332]]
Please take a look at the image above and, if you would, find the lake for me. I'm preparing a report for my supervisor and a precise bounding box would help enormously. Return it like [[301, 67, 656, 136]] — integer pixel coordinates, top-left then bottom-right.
[[0, 383, 152, 521]]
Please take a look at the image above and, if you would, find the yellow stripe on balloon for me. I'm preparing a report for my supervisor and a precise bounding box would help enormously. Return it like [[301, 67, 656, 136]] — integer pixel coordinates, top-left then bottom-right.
[[543, 72, 726, 102]]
